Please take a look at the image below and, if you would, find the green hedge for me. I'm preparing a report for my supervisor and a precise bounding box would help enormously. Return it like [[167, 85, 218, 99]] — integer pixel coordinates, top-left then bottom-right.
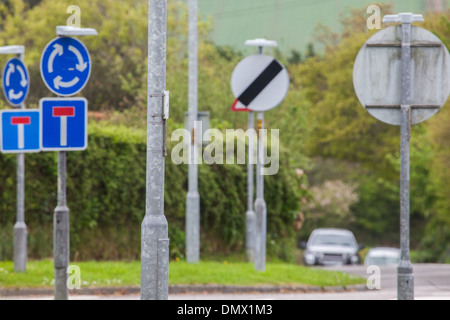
[[0, 122, 302, 261]]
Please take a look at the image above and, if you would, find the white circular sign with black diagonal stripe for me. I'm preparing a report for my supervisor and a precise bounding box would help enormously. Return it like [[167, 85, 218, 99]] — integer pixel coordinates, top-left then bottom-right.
[[231, 54, 289, 112]]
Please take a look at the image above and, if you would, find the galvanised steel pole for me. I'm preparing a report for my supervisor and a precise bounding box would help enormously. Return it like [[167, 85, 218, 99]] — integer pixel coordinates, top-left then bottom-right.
[[254, 110, 267, 272], [51, 26, 97, 301], [246, 110, 255, 262], [52, 37, 70, 302], [254, 43, 266, 271], [14, 50, 27, 273], [141, 0, 169, 300], [186, 0, 200, 264], [54, 149, 69, 300], [398, 16, 414, 300]]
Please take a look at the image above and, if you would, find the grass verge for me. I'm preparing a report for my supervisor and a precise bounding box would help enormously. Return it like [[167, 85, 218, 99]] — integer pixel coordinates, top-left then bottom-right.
[[0, 259, 365, 289]]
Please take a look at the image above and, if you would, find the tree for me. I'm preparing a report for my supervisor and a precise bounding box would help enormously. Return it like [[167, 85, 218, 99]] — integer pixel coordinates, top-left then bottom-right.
[[294, 5, 442, 251], [305, 43, 315, 60], [288, 49, 302, 65], [306, 179, 358, 227]]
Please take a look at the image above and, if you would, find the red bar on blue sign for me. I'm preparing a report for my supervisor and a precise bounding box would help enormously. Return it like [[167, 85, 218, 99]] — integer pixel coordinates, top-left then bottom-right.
[[11, 116, 31, 125], [53, 107, 75, 117]]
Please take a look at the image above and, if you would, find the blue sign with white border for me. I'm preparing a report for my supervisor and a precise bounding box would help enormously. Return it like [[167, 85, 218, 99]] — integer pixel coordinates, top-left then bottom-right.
[[40, 97, 88, 151], [2, 58, 30, 107], [0, 109, 40, 153], [40, 37, 91, 96]]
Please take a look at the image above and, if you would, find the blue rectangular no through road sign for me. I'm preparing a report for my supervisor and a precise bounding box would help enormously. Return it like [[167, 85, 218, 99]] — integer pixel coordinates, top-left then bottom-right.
[[40, 97, 88, 151], [0, 109, 40, 153]]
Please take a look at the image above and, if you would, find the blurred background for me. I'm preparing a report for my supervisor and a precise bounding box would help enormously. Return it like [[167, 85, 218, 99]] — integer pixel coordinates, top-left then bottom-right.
[[0, 0, 449, 265]]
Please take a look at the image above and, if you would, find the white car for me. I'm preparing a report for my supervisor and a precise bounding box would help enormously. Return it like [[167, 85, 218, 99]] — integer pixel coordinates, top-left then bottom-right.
[[300, 228, 363, 266], [364, 247, 400, 266]]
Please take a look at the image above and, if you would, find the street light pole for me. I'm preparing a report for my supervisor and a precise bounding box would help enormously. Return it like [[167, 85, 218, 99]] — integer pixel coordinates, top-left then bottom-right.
[[186, 0, 200, 264], [141, 0, 170, 300]]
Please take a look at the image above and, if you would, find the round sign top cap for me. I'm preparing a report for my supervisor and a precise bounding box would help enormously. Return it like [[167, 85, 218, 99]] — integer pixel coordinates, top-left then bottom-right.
[[383, 12, 424, 24], [0, 45, 25, 55], [56, 26, 98, 37], [245, 38, 277, 48]]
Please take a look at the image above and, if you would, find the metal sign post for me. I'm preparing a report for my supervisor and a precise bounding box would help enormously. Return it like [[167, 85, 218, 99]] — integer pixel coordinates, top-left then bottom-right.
[[40, 26, 97, 300], [231, 39, 289, 271], [186, 0, 200, 264], [0, 45, 29, 273], [141, 0, 169, 300], [241, 40, 275, 264], [53, 149, 68, 300], [254, 43, 268, 272], [353, 13, 450, 300], [254, 109, 266, 271], [396, 13, 416, 301], [246, 109, 255, 262]]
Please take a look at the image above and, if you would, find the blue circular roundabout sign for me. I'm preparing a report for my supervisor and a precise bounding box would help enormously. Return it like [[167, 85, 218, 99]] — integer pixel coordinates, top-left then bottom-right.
[[40, 37, 91, 96]]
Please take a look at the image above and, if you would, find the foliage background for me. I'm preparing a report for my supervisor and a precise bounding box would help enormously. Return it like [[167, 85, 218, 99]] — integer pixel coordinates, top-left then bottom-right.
[[0, 0, 449, 262], [0, 121, 304, 261]]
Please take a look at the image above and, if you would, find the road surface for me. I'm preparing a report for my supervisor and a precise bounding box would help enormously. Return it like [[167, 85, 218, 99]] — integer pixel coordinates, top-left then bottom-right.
[[2, 263, 449, 300]]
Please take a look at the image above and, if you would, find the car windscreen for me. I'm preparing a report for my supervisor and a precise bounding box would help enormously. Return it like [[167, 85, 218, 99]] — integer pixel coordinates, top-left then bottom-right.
[[366, 256, 400, 266], [310, 234, 356, 247]]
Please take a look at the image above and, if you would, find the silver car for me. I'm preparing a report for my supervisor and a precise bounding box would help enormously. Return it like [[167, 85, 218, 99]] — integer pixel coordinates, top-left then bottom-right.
[[364, 247, 400, 266], [300, 228, 363, 266]]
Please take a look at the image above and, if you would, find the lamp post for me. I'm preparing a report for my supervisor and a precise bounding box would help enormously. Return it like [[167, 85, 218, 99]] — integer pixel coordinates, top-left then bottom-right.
[[141, 0, 170, 300], [186, 0, 200, 264]]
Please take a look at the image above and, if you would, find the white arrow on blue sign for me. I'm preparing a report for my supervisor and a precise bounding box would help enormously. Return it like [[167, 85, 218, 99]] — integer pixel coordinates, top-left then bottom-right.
[[40, 97, 88, 151], [2, 58, 30, 107], [40, 37, 91, 96], [0, 109, 40, 153]]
